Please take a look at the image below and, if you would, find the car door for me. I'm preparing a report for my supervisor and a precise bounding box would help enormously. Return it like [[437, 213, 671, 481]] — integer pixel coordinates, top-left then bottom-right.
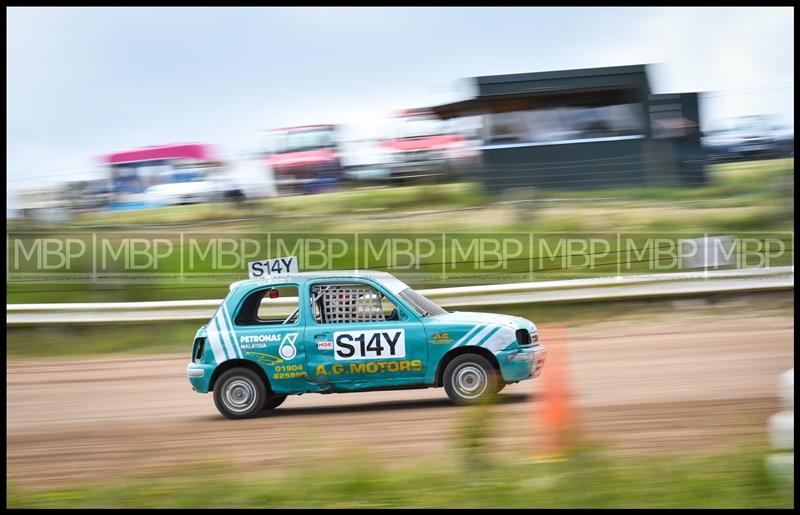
[[303, 279, 428, 389], [230, 283, 310, 394]]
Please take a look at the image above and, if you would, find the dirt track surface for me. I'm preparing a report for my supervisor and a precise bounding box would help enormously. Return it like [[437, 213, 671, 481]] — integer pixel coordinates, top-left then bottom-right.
[[7, 312, 794, 486]]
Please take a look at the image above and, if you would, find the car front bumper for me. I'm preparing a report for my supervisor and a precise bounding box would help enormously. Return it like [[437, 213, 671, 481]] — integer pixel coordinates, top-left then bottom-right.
[[497, 345, 547, 383]]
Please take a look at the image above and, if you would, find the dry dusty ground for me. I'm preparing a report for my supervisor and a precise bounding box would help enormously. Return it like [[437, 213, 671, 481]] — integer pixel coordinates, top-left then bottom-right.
[[7, 311, 794, 486]]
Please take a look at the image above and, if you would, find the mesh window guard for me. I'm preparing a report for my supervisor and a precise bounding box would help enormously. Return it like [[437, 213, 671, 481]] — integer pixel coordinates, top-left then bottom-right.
[[312, 284, 386, 324]]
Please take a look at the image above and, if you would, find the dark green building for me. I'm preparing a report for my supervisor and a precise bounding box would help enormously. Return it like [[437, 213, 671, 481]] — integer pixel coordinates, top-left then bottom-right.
[[432, 64, 705, 193]]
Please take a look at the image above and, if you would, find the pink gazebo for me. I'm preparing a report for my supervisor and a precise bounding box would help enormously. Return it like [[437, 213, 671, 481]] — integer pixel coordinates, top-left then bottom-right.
[[101, 143, 217, 165]]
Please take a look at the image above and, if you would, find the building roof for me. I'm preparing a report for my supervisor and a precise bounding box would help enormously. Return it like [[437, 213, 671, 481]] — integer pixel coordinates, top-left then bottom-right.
[[474, 64, 649, 88], [431, 64, 652, 120]]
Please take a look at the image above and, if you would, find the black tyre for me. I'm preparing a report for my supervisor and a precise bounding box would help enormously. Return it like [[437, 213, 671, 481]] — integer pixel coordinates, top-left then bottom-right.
[[213, 368, 267, 419], [494, 382, 507, 394], [443, 354, 498, 405], [262, 394, 287, 411]]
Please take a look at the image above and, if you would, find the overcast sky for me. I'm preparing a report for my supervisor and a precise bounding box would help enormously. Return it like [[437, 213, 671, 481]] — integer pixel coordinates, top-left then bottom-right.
[[6, 6, 795, 206]]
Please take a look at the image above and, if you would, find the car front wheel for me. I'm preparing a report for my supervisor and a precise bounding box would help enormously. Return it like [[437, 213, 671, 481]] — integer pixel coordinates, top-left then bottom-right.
[[262, 394, 287, 410], [213, 368, 267, 419], [443, 354, 498, 405]]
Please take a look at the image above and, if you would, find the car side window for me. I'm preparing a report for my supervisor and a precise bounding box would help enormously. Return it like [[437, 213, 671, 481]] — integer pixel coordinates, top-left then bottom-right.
[[235, 285, 300, 326], [310, 283, 401, 324]]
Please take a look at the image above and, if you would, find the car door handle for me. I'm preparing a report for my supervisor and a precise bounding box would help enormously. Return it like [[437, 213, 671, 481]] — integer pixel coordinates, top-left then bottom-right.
[[314, 334, 329, 340]]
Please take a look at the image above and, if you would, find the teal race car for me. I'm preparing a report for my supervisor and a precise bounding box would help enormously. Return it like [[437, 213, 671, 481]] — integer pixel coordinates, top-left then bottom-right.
[[187, 270, 547, 419]]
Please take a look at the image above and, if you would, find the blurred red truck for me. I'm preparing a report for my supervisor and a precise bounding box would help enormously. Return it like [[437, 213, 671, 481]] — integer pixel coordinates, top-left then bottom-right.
[[260, 124, 344, 195], [381, 108, 480, 183]]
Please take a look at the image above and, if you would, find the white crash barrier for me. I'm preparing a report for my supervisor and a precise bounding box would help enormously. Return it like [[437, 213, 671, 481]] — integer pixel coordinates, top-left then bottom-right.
[[6, 266, 794, 325], [766, 369, 794, 483]]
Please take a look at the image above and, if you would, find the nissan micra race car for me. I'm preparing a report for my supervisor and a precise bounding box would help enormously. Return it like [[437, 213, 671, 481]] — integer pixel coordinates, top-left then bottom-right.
[[187, 270, 546, 419]]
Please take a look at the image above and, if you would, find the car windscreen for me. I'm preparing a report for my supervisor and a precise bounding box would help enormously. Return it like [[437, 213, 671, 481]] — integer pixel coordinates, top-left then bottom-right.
[[397, 288, 448, 317], [270, 129, 334, 153], [399, 117, 445, 139]]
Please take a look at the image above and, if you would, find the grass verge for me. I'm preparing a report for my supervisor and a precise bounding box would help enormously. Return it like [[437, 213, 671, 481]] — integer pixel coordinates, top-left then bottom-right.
[[6, 443, 793, 508], [6, 159, 794, 305]]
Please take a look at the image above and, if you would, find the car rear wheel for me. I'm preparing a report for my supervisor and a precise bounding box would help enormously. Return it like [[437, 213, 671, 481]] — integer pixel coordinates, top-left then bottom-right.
[[213, 368, 266, 419], [443, 354, 498, 405]]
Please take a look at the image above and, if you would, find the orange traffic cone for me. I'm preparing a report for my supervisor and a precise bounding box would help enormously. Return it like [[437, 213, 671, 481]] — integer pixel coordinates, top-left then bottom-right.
[[530, 324, 574, 462]]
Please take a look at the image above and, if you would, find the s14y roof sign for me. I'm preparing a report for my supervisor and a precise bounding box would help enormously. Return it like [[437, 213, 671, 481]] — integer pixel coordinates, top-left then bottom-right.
[[247, 256, 299, 279]]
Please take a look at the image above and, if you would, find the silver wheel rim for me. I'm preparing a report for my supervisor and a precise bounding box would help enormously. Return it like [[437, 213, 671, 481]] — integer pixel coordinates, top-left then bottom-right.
[[453, 363, 488, 400], [223, 378, 257, 413]]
